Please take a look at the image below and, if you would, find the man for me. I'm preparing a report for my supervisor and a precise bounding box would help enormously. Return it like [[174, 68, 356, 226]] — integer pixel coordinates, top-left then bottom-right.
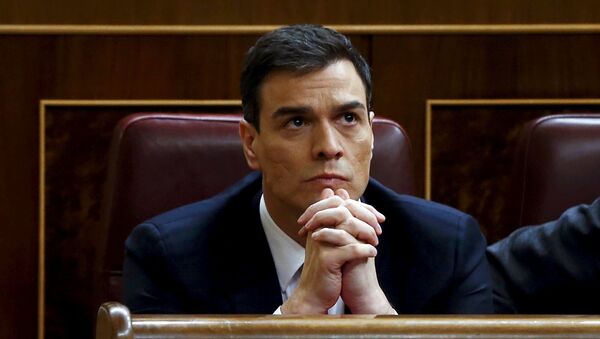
[[487, 197, 600, 313], [123, 24, 492, 314]]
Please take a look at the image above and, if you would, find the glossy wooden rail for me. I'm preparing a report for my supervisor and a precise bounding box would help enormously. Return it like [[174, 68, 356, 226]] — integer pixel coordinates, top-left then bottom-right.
[[96, 302, 600, 339]]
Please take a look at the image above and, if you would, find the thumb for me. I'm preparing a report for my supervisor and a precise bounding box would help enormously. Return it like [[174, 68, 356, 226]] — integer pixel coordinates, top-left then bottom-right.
[[335, 188, 350, 200], [321, 187, 335, 200]]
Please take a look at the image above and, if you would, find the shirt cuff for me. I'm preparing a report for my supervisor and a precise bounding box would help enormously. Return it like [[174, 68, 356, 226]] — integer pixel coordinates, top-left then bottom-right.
[[274, 305, 395, 315]]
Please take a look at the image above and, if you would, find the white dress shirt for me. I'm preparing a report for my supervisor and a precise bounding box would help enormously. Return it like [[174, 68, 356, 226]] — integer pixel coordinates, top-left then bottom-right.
[[259, 194, 345, 314]]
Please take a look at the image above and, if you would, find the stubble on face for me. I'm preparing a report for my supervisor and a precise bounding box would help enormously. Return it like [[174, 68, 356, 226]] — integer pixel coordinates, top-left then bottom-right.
[[250, 60, 373, 237]]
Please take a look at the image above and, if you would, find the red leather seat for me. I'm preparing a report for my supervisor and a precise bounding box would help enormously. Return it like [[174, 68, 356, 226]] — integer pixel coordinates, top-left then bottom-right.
[[97, 113, 416, 303], [506, 114, 600, 228], [489, 114, 600, 314]]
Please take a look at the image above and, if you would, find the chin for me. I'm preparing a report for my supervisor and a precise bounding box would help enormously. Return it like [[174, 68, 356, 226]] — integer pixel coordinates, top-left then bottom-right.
[[297, 192, 324, 210]]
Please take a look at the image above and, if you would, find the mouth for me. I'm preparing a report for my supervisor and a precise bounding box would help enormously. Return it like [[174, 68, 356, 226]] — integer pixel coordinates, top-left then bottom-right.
[[304, 173, 349, 186]]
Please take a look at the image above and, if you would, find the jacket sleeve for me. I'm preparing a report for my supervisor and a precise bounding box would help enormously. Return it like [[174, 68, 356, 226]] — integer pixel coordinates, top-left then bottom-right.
[[486, 197, 600, 313], [123, 222, 185, 313], [443, 214, 494, 313]]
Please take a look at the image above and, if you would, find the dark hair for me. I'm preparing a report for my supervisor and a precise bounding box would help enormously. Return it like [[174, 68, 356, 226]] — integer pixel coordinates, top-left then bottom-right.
[[240, 24, 372, 132]]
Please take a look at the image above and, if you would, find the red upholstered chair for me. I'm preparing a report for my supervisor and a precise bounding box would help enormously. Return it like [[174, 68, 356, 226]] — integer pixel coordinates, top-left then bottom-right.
[[505, 114, 600, 229], [97, 113, 415, 303], [488, 114, 600, 314]]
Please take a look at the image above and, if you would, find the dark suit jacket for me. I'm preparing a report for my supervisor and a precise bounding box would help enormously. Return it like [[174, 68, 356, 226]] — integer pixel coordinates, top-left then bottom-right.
[[123, 172, 492, 314], [487, 197, 600, 313]]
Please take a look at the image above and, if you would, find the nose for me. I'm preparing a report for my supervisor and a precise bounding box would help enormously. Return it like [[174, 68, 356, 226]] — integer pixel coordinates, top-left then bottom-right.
[[312, 122, 343, 160]]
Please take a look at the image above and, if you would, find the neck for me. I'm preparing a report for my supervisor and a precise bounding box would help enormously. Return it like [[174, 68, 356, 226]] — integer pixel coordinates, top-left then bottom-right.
[[263, 193, 307, 247]]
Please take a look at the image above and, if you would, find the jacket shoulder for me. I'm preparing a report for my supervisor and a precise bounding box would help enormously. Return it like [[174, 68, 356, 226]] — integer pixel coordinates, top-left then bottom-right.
[[148, 171, 262, 228], [365, 178, 476, 237], [125, 172, 263, 260]]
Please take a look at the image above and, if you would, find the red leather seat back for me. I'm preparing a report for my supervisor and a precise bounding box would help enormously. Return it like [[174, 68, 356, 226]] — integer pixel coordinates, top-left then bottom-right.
[[510, 114, 600, 227], [99, 113, 415, 302]]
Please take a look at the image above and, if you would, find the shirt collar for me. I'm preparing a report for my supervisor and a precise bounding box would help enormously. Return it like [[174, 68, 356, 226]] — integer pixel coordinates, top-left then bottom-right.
[[259, 194, 305, 293]]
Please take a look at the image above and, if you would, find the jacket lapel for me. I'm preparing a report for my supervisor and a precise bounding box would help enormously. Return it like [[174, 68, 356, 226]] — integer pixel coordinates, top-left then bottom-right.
[[227, 191, 282, 313]]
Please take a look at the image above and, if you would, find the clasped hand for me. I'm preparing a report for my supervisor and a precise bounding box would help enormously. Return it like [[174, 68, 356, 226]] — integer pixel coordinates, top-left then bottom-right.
[[281, 188, 395, 314]]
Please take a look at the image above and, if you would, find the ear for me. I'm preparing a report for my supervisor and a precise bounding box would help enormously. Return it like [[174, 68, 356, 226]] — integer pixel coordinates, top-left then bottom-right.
[[369, 111, 375, 150], [239, 119, 261, 171]]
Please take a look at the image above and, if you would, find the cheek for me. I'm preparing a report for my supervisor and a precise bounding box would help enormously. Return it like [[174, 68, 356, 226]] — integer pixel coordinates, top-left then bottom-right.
[[355, 149, 373, 179], [351, 134, 374, 166], [346, 144, 373, 200], [259, 142, 302, 178], [347, 135, 373, 195]]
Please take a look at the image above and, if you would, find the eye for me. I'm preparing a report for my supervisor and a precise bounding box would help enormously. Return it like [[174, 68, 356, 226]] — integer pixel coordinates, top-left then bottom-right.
[[342, 112, 357, 124], [286, 116, 305, 128]]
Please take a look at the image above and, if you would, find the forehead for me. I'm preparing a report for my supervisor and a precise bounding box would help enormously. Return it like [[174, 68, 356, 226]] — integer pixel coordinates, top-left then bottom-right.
[[258, 60, 367, 115]]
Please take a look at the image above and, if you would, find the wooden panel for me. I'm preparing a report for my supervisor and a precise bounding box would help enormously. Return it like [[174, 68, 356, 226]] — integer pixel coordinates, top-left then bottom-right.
[[429, 102, 600, 242], [46, 35, 259, 98], [371, 34, 600, 195], [2, 27, 600, 339], [3, 0, 600, 25], [0, 36, 48, 339], [42, 102, 241, 339]]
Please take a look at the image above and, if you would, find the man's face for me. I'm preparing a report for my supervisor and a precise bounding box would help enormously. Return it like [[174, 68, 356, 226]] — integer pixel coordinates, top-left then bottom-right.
[[241, 59, 374, 216]]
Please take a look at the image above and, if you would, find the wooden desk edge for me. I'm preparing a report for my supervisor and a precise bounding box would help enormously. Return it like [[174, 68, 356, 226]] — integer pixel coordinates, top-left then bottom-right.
[[97, 302, 600, 338]]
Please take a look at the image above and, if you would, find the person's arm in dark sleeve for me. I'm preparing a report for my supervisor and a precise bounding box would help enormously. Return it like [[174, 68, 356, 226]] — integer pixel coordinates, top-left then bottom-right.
[[443, 215, 494, 313], [487, 197, 600, 313], [123, 222, 185, 313]]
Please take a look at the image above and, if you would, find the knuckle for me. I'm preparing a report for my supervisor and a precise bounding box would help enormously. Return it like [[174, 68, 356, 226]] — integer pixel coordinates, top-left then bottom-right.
[[331, 196, 344, 205], [313, 210, 325, 219], [368, 225, 377, 236], [341, 198, 355, 208], [349, 244, 364, 256], [366, 213, 377, 224], [341, 206, 353, 218]]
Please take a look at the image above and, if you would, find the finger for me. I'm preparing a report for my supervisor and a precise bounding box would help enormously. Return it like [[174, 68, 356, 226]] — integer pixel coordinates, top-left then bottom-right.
[[362, 203, 386, 223], [297, 195, 345, 227], [311, 228, 357, 246], [343, 200, 383, 235], [333, 188, 383, 235], [333, 188, 385, 224], [339, 217, 379, 246], [334, 243, 378, 262], [300, 206, 353, 235], [304, 208, 379, 246], [321, 187, 335, 200], [335, 188, 350, 200]]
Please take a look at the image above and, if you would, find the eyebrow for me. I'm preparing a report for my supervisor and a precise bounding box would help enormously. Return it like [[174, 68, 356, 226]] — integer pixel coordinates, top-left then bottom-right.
[[271, 106, 312, 119], [270, 101, 367, 119], [335, 101, 367, 113]]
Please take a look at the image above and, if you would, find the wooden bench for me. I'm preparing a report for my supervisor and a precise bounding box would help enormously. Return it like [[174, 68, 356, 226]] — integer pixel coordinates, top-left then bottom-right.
[[96, 302, 600, 338]]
